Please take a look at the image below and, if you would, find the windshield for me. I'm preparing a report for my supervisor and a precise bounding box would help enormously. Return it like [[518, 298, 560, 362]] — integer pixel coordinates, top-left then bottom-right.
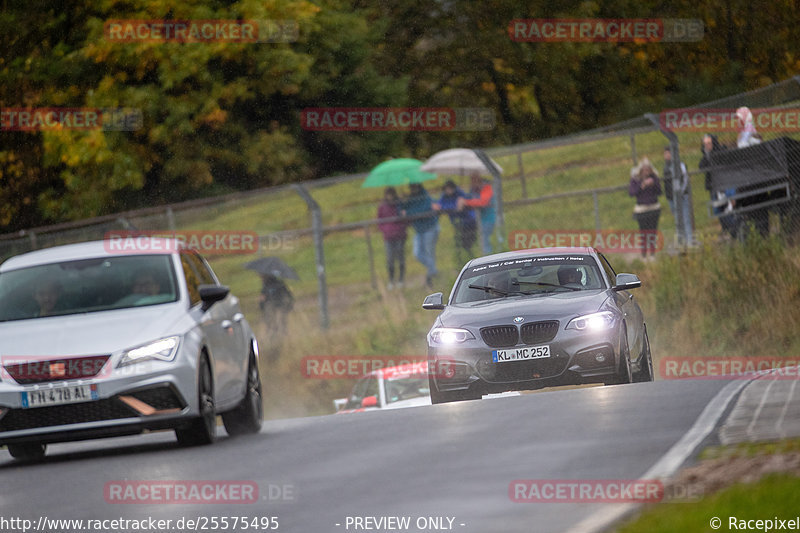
[[384, 375, 430, 404], [452, 255, 605, 304], [0, 255, 179, 321]]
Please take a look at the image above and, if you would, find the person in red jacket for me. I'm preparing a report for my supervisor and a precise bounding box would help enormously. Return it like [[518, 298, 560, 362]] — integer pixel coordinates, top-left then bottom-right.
[[377, 187, 408, 288], [458, 173, 496, 254]]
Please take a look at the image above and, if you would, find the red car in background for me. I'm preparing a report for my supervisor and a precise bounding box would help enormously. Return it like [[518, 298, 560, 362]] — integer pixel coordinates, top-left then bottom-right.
[[334, 362, 431, 413]]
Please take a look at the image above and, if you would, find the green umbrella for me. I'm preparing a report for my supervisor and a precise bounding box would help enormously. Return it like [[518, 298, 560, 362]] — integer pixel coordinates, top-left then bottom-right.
[[361, 158, 437, 188]]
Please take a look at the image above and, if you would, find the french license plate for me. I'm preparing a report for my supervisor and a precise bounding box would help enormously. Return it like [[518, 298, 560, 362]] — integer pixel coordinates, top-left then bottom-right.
[[21, 384, 98, 408], [492, 345, 551, 363]]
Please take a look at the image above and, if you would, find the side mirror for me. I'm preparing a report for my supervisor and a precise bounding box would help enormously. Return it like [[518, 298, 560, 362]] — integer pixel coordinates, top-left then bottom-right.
[[333, 398, 347, 412], [422, 292, 445, 310], [360, 395, 378, 408], [199, 284, 230, 311], [613, 273, 641, 291]]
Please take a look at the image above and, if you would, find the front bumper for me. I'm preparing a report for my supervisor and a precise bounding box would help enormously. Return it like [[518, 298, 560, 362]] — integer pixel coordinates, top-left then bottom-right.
[[428, 326, 621, 395], [0, 358, 197, 446]]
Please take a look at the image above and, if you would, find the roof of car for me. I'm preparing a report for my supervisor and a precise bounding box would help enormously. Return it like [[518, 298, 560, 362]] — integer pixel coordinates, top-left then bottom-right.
[[466, 247, 598, 267], [0, 238, 185, 273]]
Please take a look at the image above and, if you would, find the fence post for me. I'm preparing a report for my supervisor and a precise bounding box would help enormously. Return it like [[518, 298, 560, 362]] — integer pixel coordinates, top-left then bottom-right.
[[28, 230, 37, 250], [630, 134, 638, 166], [517, 150, 528, 198], [644, 113, 693, 251], [166, 207, 176, 231], [292, 184, 329, 329], [593, 191, 601, 231], [364, 225, 377, 289]]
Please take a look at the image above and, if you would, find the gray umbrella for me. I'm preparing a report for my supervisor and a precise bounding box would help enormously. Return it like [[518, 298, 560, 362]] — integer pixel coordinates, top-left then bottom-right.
[[244, 257, 300, 280]]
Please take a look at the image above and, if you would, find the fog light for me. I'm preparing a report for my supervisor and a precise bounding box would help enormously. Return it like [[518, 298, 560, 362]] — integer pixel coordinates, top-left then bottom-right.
[[595, 352, 607, 363]]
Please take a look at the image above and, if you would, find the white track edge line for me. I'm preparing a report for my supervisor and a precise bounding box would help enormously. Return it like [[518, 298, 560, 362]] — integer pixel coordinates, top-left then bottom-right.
[[564, 378, 750, 533]]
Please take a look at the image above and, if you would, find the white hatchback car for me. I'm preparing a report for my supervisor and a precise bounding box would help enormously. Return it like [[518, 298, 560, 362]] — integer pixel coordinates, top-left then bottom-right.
[[0, 239, 262, 460]]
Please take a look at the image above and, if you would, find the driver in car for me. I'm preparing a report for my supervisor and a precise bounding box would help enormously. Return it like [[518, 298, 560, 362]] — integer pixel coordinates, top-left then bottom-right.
[[33, 279, 63, 317], [131, 271, 162, 296], [557, 266, 583, 288]]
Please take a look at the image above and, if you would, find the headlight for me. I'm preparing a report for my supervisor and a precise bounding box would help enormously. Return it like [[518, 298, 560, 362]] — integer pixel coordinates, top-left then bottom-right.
[[430, 327, 475, 344], [566, 311, 617, 332], [118, 336, 180, 367]]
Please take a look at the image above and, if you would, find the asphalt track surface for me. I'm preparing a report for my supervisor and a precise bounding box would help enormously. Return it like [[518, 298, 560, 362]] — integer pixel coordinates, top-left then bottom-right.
[[0, 379, 732, 533]]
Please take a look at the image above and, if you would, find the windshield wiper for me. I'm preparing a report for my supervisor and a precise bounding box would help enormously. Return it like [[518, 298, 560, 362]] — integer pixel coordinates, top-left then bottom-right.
[[468, 284, 547, 297], [511, 281, 580, 292], [468, 284, 511, 296]]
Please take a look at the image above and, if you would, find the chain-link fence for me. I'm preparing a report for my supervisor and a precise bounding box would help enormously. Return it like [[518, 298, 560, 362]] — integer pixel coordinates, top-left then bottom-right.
[[672, 77, 800, 241]]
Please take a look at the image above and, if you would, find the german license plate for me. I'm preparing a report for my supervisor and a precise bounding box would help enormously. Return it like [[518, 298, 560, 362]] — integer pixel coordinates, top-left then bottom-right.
[[492, 345, 551, 363], [21, 384, 98, 408]]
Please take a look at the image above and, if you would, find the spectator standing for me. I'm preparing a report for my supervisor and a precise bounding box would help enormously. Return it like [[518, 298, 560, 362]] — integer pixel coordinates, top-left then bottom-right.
[[404, 183, 439, 287], [736, 106, 762, 148], [433, 180, 477, 266], [662, 146, 693, 246], [628, 157, 662, 260], [377, 187, 407, 288], [460, 173, 496, 254]]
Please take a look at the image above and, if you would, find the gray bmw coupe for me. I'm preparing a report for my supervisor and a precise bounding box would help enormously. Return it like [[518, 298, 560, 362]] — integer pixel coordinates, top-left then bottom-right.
[[423, 247, 653, 404]]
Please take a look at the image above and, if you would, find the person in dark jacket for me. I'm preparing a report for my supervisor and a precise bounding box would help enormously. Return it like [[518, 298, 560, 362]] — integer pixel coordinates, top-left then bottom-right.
[[433, 180, 477, 266], [377, 187, 408, 288], [628, 157, 662, 260], [699, 133, 723, 195], [403, 183, 439, 287]]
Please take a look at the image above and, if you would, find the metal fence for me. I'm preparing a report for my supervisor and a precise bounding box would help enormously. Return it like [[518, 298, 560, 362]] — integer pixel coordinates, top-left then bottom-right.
[[3, 78, 800, 328]]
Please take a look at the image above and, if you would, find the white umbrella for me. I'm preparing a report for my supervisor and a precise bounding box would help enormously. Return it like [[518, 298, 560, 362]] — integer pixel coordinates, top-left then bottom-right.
[[420, 148, 503, 176]]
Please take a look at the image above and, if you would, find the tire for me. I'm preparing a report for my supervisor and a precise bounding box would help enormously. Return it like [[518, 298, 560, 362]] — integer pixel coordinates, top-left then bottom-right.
[[176, 354, 216, 446], [604, 330, 633, 386], [7, 442, 46, 461], [222, 350, 263, 436], [633, 325, 654, 382], [429, 374, 481, 404]]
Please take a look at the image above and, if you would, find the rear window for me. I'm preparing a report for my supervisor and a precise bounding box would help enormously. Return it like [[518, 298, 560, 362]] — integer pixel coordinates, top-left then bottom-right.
[[0, 255, 179, 321]]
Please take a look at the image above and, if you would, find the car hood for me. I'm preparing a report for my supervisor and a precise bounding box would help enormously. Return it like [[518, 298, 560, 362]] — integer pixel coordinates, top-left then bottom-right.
[[438, 289, 611, 328], [0, 304, 190, 357]]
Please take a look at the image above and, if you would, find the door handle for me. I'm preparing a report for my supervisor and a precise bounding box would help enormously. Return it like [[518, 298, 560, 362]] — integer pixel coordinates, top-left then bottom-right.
[[221, 320, 233, 329], [233, 313, 244, 322]]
